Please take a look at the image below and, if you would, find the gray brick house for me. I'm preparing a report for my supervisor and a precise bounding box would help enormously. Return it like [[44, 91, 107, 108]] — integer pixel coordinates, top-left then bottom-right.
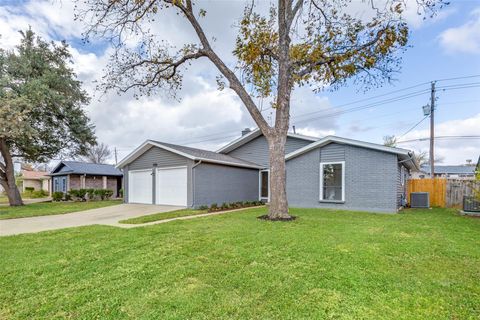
[[49, 161, 123, 197], [117, 129, 417, 213]]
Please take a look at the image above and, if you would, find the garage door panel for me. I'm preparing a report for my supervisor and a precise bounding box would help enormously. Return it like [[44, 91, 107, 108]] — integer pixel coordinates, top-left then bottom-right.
[[128, 170, 152, 204], [156, 167, 187, 206]]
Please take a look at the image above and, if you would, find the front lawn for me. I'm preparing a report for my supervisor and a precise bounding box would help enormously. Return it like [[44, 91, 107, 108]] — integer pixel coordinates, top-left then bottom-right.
[[120, 208, 208, 224], [0, 200, 122, 220], [1, 207, 479, 319]]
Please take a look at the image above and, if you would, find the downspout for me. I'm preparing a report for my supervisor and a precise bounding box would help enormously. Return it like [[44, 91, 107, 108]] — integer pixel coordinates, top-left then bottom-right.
[[398, 152, 418, 171], [191, 160, 202, 208]]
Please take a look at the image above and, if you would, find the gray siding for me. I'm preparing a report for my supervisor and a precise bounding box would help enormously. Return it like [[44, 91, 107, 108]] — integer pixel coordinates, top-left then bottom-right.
[[320, 143, 345, 162], [193, 163, 259, 207], [286, 143, 398, 213], [226, 135, 312, 167], [123, 146, 194, 205], [129, 146, 188, 170]]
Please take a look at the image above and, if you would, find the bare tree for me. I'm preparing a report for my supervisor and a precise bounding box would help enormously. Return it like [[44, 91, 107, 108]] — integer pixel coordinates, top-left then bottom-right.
[[383, 135, 397, 147], [415, 150, 428, 167], [78, 0, 446, 220], [80, 143, 112, 164]]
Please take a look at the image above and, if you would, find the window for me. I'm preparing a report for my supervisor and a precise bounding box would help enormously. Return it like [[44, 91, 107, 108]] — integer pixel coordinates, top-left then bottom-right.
[[320, 162, 345, 202], [259, 170, 269, 200]]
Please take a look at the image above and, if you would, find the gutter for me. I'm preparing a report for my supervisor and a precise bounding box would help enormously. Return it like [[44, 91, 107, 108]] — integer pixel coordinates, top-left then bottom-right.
[[398, 151, 419, 171]]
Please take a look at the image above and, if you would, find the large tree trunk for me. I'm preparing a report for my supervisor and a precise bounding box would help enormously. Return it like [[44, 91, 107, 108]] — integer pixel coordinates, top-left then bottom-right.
[[266, 133, 292, 219], [0, 139, 23, 206]]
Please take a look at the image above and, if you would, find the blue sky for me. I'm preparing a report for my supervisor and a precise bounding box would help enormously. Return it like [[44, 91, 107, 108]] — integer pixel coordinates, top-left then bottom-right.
[[0, 0, 479, 164], [327, 1, 480, 140]]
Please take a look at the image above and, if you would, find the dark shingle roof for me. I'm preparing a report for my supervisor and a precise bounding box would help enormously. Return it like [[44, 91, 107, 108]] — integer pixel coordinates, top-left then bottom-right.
[[149, 140, 263, 168], [420, 165, 475, 175], [51, 161, 123, 176]]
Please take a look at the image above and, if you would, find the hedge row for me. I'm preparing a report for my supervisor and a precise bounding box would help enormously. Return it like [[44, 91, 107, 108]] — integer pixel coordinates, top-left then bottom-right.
[[201, 200, 264, 212], [52, 189, 114, 202]]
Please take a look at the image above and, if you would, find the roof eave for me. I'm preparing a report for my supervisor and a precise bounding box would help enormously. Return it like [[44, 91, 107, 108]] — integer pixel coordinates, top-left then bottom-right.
[[285, 136, 412, 161], [198, 158, 264, 169], [216, 129, 319, 154], [117, 140, 261, 170], [216, 129, 262, 153], [116, 139, 198, 169]]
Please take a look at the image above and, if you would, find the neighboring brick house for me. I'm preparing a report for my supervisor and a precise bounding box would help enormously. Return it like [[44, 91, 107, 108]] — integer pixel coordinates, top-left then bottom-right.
[[18, 170, 51, 194], [49, 161, 123, 197]]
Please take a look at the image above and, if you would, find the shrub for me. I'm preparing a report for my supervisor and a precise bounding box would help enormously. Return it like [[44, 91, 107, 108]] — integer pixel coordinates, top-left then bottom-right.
[[93, 189, 114, 200], [221, 202, 229, 210], [104, 189, 113, 200], [210, 203, 218, 211], [69, 189, 87, 201], [64, 193, 72, 201], [119, 188, 124, 198], [198, 205, 208, 210], [31, 190, 48, 198], [52, 192, 63, 201], [86, 188, 96, 200], [25, 187, 35, 193]]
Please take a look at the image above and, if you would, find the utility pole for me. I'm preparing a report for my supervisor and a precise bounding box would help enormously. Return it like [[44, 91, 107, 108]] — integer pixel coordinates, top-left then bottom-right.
[[429, 81, 436, 178], [114, 147, 118, 165]]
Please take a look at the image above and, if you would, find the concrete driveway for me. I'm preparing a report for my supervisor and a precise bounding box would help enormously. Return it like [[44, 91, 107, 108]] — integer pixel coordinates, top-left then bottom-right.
[[0, 204, 184, 236]]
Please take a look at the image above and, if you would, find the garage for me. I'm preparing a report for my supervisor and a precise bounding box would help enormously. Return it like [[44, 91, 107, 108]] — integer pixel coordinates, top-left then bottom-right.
[[156, 167, 188, 206], [128, 169, 153, 204], [118, 140, 263, 208]]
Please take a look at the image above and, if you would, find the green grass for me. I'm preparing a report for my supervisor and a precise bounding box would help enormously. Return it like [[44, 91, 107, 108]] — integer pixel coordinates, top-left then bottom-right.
[[120, 208, 208, 224], [1, 207, 479, 319], [0, 200, 122, 220]]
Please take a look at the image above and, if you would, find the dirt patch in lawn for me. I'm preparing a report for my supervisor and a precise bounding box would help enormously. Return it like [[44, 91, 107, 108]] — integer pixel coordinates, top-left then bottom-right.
[[257, 214, 297, 222]]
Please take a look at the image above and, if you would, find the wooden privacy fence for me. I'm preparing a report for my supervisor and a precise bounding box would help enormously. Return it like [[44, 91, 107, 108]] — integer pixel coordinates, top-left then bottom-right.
[[408, 178, 480, 208], [408, 178, 446, 207], [446, 179, 480, 208]]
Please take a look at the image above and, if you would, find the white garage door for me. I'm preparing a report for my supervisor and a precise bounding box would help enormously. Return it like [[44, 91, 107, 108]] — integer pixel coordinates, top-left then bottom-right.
[[128, 170, 153, 204], [156, 167, 188, 206]]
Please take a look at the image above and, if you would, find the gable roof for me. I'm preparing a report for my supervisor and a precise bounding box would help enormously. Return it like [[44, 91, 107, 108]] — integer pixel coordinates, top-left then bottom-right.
[[285, 136, 419, 170], [50, 161, 123, 176], [420, 165, 475, 175], [20, 170, 49, 180], [117, 140, 264, 169], [216, 128, 318, 154]]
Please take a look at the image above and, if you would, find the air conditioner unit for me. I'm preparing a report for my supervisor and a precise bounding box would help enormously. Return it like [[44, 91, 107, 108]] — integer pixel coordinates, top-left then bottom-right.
[[410, 192, 430, 208]]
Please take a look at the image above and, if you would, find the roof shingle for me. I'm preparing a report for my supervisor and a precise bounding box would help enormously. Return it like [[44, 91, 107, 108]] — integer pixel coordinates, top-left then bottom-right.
[[150, 140, 263, 168], [51, 161, 123, 176]]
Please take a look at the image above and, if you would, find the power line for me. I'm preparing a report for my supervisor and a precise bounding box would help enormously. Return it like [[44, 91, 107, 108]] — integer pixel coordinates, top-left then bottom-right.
[[434, 74, 480, 82], [293, 90, 429, 124], [398, 115, 429, 138], [113, 76, 480, 148], [397, 135, 480, 144], [292, 88, 430, 121], [440, 84, 480, 92], [183, 134, 240, 146], [436, 82, 480, 89]]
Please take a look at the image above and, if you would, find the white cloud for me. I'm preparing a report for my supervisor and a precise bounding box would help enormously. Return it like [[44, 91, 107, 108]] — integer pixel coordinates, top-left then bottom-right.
[[438, 8, 480, 54], [401, 0, 454, 29], [401, 113, 480, 165]]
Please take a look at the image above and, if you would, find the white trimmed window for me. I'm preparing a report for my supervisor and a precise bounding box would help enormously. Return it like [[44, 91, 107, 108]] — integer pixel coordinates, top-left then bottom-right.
[[320, 161, 345, 202]]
